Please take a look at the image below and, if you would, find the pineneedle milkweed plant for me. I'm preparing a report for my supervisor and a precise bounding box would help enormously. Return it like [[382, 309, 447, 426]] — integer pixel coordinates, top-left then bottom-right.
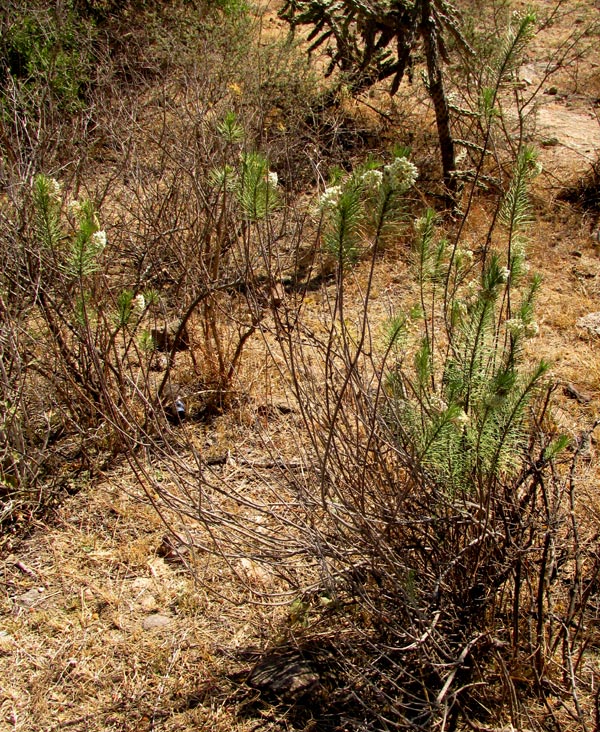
[[29, 174, 156, 437], [385, 147, 553, 500], [267, 146, 596, 730], [1, 174, 123, 528], [177, 111, 280, 400], [318, 152, 418, 267]]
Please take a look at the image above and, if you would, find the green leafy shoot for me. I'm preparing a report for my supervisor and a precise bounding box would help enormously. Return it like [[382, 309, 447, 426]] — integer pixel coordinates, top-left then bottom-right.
[[65, 201, 105, 279], [238, 152, 279, 222], [33, 174, 63, 251], [217, 111, 244, 144]]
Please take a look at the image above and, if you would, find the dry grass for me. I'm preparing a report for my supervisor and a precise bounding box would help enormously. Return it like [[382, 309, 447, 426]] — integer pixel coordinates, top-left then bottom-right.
[[0, 457, 295, 731]]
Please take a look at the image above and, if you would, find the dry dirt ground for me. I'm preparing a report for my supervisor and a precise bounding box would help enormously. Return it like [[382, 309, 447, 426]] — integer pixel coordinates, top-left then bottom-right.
[[1, 2, 600, 731]]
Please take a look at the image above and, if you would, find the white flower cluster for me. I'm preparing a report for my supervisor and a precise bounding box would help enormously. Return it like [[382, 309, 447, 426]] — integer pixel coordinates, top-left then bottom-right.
[[455, 247, 474, 263], [505, 317, 539, 339], [47, 178, 62, 201], [383, 157, 418, 193], [91, 230, 107, 250], [317, 156, 417, 214], [319, 184, 343, 211], [68, 199, 83, 218], [360, 169, 384, 190], [133, 293, 145, 314], [498, 267, 511, 284], [267, 170, 278, 188], [429, 394, 448, 412]]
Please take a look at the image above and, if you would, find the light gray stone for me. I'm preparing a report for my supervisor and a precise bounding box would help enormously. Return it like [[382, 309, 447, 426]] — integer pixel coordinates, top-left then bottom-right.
[[15, 587, 45, 608], [577, 312, 600, 337], [142, 613, 171, 630]]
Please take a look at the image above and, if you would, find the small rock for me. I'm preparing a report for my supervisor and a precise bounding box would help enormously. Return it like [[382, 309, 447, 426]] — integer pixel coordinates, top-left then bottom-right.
[[563, 383, 592, 404], [247, 652, 320, 699], [576, 432, 594, 461], [142, 614, 172, 631], [156, 534, 189, 564], [140, 594, 159, 612], [239, 558, 272, 587], [15, 587, 45, 608], [576, 312, 600, 337]]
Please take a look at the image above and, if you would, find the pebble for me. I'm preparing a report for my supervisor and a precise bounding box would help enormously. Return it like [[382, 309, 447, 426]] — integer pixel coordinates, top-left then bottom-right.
[[15, 587, 45, 608], [142, 614, 171, 630], [576, 312, 600, 337]]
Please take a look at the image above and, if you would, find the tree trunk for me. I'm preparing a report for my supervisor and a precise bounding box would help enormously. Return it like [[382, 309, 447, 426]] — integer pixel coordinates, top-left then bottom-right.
[[421, 0, 457, 198]]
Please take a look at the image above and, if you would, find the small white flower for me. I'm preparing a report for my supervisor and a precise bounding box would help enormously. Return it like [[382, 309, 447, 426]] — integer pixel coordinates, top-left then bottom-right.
[[430, 395, 448, 412], [267, 170, 278, 187], [319, 185, 342, 210], [506, 318, 538, 339], [466, 279, 479, 298], [499, 267, 511, 283], [506, 318, 526, 337], [91, 230, 106, 250], [68, 199, 82, 218], [133, 293, 145, 314], [47, 178, 62, 200]]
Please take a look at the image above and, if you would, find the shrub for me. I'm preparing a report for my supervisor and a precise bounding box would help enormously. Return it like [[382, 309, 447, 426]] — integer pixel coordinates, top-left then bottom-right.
[[265, 146, 596, 729], [144, 144, 598, 730]]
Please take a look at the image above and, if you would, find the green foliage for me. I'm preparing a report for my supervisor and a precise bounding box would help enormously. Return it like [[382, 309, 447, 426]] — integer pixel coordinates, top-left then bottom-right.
[[324, 184, 363, 265], [65, 202, 105, 279], [238, 151, 279, 222], [494, 9, 537, 83], [1, 4, 96, 113], [209, 0, 249, 18], [217, 111, 245, 144], [32, 174, 63, 251], [116, 289, 134, 327], [33, 177, 106, 282], [385, 148, 552, 495], [212, 114, 280, 223]]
